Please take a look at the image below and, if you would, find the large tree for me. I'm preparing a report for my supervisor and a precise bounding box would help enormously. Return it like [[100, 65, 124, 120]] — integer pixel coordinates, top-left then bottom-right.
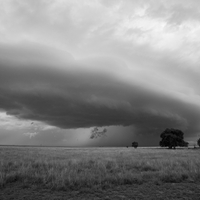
[[197, 138, 200, 147], [159, 128, 188, 149], [132, 141, 138, 148]]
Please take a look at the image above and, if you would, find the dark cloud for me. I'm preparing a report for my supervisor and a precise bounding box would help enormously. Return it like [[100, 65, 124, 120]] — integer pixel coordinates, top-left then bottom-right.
[[0, 43, 200, 138]]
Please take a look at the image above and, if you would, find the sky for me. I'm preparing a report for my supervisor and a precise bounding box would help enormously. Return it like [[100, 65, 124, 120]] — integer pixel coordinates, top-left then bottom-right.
[[0, 0, 200, 147]]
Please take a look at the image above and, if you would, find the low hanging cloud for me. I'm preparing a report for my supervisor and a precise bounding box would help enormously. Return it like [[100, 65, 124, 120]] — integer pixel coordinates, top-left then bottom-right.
[[0, 43, 200, 138], [24, 132, 38, 139], [90, 127, 107, 139]]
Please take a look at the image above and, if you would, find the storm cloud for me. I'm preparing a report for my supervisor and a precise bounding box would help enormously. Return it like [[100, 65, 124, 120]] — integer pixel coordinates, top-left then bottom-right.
[[0, 43, 200, 137], [0, 0, 200, 145]]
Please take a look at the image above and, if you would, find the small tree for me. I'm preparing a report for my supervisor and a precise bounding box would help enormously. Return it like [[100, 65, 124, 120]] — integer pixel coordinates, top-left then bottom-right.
[[197, 138, 200, 147], [159, 128, 188, 149], [132, 141, 138, 148]]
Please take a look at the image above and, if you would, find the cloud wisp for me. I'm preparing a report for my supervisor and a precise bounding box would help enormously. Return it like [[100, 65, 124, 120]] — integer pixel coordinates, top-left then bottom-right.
[[90, 127, 107, 139]]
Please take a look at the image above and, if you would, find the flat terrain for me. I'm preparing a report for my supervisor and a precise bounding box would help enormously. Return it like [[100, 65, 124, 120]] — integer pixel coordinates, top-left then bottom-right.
[[0, 146, 200, 199]]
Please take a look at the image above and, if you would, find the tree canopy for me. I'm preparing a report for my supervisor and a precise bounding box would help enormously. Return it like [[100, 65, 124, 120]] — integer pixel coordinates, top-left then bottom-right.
[[159, 128, 188, 149], [132, 141, 138, 148], [197, 138, 200, 147]]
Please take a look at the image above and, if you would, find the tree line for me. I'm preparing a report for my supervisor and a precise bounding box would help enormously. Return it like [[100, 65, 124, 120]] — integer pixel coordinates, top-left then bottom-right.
[[132, 128, 200, 149]]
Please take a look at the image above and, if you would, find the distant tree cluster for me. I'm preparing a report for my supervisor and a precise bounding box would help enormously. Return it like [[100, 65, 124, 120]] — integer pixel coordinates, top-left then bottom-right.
[[159, 128, 188, 149]]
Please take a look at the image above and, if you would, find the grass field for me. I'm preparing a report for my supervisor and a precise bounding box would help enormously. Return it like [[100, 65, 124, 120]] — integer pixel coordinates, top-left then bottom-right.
[[0, 146, 200, 192]]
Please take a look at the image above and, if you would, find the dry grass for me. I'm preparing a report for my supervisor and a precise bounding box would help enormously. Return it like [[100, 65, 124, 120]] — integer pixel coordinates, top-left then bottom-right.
[[0, 146, 200, 190]]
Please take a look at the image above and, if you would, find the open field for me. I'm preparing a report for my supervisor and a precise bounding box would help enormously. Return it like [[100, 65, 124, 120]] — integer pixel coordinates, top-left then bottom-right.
[[0, 146, 200, 199]]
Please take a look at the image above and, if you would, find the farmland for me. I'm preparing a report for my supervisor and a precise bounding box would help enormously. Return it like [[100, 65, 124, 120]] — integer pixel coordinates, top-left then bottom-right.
[[0, 146, 200, 199]]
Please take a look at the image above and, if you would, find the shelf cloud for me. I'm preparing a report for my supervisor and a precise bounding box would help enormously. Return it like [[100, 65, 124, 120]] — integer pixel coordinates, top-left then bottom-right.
[[0, 43, 200, 137], [0, 0, 200, 145]]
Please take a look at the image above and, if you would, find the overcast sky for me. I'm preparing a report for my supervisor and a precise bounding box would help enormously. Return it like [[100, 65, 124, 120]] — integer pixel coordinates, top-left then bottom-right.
[[0, 0, 200, 147]]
